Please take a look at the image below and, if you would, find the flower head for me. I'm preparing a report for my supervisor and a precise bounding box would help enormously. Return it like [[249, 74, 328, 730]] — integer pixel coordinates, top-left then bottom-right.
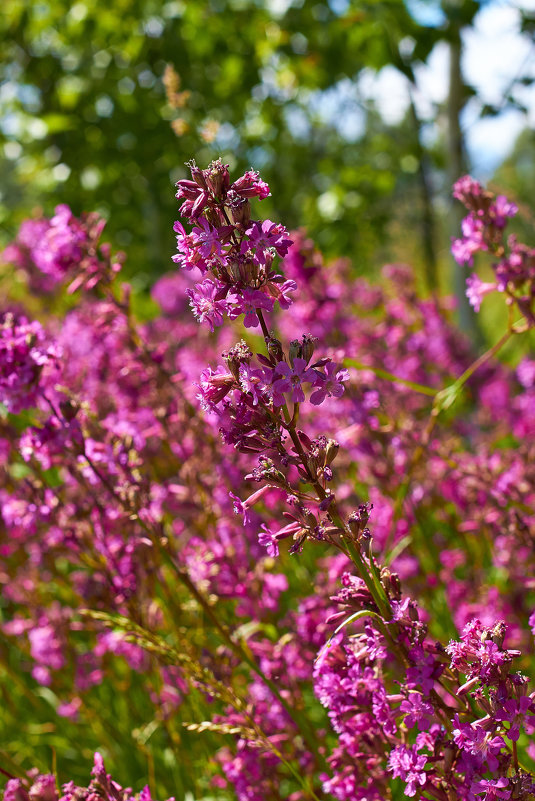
[[186, 278, 230, 331]]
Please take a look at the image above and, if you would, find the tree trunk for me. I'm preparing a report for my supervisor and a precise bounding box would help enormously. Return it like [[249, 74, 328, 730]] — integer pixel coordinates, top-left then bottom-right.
[[408, 90, 438, 293], [447, 28, 484, 346]]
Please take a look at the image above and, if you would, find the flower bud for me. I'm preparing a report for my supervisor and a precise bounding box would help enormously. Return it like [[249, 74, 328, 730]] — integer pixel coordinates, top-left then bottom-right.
[[319, 493, 334, 511], [228, 259, 242, 282], [389, 571, 402, 600], [226, 191, 251, 225], [347, 513, 361, 537], [206, 158, 230, 197], [325, 439, 339, 465], [237, 256, 256, 284], [187, 161, 208, 190], [288, 339, 302, 365], [59, 398, 80, 422], [266, 336, 284, 362], [443, 743, 455, 774], [304, 510, 317, 529], [289, 531, 307, 554], [457, 678, 479, 697], [306, 454, 318, 475], [300, 334, 318, 364]]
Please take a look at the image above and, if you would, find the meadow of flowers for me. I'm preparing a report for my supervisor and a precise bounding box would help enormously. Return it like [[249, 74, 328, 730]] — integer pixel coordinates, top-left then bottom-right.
[[0, 159, 534, 801]]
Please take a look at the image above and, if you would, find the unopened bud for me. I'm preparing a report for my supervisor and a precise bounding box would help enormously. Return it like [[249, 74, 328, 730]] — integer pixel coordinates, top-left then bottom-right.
[[233, 255, 255, 284], [319, 492, 334, 511], [388, 571, 402, 600], [59, 399, 79, 422], [289, 531, 307, 555], [226, 191, 251, 225], [325, 439, 339, 465], [228, 259, 242, 282], [288, 339, 302, 365], [300, 334, 317, 364], [206, 158, 230, 196], [443, 743, 455, 773], [347, 513, 360, 537], [304, 510, 317, 529], [266, 336, 284, 362], [120, 282, 132, 307], [306, 454, 318, 474], [187, 160, 208, 189], [455, 676, 479, 696]]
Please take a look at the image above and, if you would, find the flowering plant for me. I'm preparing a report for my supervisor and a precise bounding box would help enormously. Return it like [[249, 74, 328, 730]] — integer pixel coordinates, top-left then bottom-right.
[[0, 160, 534, 801]]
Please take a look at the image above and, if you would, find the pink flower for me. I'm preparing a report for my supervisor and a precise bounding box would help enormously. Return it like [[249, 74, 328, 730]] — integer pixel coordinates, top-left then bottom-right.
[[453, 175, 483, 205], [245, 220, 293, 261], [172, 220, 204, 271], [239, 363, 269, 405], [387, 744, 427, 797], [465, 273, 497, 312], [451, 214, 486, 266], [258, 524, 279, 557], [310, 362, 349, 405], [471, 777, 511, 800], [272, 358, 316, 405], [490, 195, 518, 228], [229, 288, 274, 328], [191, 218, 231, 259], [186, 278, 230, 330], [230, 170, 270, 199]]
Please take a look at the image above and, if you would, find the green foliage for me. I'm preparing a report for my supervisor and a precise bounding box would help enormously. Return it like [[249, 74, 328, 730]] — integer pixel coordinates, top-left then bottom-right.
[[0, 0, 453, 283]]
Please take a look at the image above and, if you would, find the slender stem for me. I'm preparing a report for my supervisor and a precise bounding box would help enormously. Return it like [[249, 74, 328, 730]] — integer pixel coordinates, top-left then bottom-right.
[[0, 767, 16, 780], [445, 328, 513, 394], [344, 359, 436, 397], [256, 308, 271, 341]]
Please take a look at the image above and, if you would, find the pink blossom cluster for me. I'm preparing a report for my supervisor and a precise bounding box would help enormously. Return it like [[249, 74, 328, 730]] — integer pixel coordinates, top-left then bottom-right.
[[3, 205, 123, 293], [451, 175, 534, 324], [174, 159, 295, 331], [0, 167, 534, 801], [4, 754, 172, 801]]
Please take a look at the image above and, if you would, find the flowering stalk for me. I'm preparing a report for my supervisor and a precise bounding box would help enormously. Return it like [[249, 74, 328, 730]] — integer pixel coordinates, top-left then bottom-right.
[[173, 160, 535, 800]]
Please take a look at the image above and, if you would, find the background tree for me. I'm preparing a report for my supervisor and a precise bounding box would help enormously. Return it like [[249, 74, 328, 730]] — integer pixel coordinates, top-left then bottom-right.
[[1, 0, 533, 308]]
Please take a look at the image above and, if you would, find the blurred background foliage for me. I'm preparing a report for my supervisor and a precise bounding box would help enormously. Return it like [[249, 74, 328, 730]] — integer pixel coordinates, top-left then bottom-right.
[[1, 0, 534, 303]]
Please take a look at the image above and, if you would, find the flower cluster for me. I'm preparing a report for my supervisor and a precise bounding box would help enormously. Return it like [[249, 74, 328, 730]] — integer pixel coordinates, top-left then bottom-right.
[[3, 206, 123, 293], [0, 312, 60, 413], [3, 754, 172, 801], [316, 575, 535, 799], [174, 159, 295, 330], [452, 175, 534, 324]]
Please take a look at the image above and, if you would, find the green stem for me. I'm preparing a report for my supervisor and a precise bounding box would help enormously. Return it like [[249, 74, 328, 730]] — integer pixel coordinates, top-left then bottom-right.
[[342, 538, 391, 619], [344, 359, 437, 397]]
